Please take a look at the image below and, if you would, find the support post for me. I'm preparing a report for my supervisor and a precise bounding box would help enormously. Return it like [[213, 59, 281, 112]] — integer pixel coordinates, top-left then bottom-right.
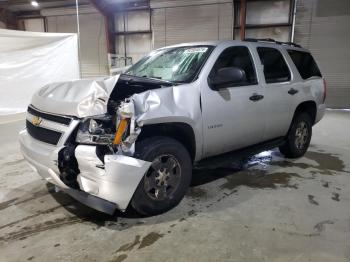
[[89, 0, 115, 54], [240, 0, 247, 40]]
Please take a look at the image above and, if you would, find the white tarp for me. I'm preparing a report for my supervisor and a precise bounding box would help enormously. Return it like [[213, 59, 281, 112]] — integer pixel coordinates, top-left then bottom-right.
[[0, 29, 80, 115]]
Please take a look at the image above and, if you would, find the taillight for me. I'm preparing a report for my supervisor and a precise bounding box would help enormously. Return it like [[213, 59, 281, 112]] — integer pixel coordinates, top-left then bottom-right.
[[322, 78, 327, 103]]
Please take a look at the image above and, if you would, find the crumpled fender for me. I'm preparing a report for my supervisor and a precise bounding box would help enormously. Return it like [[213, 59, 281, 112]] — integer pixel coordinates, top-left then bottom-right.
[[127, 82, 203, 160]]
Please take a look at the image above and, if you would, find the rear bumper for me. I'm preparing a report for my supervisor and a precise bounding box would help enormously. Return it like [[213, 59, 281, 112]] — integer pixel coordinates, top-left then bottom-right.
[[19, 129, 151, 213], [315, 103, 326, 124]]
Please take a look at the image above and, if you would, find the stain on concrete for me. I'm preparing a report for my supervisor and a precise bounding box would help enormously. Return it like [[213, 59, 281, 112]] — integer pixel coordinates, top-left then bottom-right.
[[111, 254, 128, 262], [0, 198, 18, 211], [305, 151, 346, 173], [321, 181, 329, 188], [270, 161, 311, 170], [138, 232, 164, 249], [0, 203, 74, 231], [314, 220, 334, 233], [187, 187, 208, 199], [332, 192, 340, 202], [308, 195, 319, 206], [220, 170, 301, 190], [27, 256, 35, 261], [115, 235, 141, 253], [0, 189, 51, 212], [270, 151, 348, 176], [54, 243, 60, 247], [0, 217, 81, 242]]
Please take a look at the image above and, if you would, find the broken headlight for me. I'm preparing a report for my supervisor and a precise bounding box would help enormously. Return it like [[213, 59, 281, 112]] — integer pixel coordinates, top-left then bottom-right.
[[75, 114, 115, 145]]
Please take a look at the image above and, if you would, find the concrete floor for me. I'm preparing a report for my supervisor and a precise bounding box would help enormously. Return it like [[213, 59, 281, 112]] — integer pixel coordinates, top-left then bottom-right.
[[0, 110, 349, 262]]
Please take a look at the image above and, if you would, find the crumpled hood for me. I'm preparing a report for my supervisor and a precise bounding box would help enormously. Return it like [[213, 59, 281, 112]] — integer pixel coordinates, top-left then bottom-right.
[[31, 75, 119, 118]]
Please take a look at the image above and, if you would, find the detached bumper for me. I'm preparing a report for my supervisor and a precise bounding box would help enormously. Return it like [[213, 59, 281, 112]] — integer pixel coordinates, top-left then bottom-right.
[[19, 129, 151, 214]]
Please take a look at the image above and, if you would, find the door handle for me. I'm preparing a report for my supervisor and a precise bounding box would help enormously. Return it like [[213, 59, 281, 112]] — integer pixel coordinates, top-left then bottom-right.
[[288, 88, 299, 95], [249, 94, 264, 102]]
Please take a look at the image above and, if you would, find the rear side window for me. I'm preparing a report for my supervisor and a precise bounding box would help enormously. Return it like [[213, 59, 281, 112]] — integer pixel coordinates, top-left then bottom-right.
[[288, 50, 322, 80], [210, 46, 257, 85], [257, 47, 291, 84]]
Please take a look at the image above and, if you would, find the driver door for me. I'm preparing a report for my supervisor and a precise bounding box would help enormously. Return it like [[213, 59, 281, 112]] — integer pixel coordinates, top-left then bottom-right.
[[200, 45, 267, 158]]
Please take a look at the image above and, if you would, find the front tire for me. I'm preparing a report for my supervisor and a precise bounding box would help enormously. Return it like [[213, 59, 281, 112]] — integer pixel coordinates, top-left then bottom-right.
[[131, 136, 192, 216], [279, 113, 312, 158]]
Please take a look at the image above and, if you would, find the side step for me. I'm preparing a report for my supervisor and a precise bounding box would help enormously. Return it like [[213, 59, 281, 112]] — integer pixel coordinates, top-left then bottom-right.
[[195, 137, 285, 169]]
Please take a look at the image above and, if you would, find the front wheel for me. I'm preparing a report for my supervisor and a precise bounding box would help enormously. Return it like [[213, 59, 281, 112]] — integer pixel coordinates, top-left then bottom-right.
[[131, 136, 192, 216], [279, 113, 312, 158]]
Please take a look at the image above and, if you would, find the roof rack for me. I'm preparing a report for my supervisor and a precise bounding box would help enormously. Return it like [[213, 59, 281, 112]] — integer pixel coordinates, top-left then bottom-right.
[[244, 38, 302, 48]]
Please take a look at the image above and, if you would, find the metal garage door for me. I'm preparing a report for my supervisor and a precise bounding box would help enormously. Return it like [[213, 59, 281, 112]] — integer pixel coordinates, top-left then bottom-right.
[[44, 7, 108, 78], [294, 0, 350, 108], [151, 0, 233, 48]]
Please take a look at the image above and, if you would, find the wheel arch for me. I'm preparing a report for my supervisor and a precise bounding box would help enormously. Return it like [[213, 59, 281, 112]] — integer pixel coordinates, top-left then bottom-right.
[[137, 122, 197, 162], [293, 100, 317, 125]]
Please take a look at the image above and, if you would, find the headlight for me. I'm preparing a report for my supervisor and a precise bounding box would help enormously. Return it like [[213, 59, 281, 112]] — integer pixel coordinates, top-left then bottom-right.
[[75, 115, 114, 145], [88, 119, 100, 134]]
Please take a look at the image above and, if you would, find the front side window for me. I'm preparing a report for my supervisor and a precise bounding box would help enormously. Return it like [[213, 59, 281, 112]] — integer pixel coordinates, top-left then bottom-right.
[[257, 47, 291, 84], [209, 46, 258, 86], [125, 45, 213, 84], [287, 50, 322, 80]]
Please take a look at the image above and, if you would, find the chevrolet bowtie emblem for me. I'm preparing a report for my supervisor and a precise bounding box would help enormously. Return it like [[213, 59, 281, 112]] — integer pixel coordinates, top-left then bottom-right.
[[32, 116, 42, 126]]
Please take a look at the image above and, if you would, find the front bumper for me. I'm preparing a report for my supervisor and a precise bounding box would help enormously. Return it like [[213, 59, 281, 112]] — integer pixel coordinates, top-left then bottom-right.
[[19, 129, 151, 214]]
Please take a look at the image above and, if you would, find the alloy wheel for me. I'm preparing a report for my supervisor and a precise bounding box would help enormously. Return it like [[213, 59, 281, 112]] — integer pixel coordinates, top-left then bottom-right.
[[144, 154, 182, 200]]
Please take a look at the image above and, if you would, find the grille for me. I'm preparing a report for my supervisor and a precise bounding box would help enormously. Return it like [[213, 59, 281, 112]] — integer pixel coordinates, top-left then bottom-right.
[[26, 106, 74, 146], [27, 106, 72, 126], [26, 120, 62, 145]]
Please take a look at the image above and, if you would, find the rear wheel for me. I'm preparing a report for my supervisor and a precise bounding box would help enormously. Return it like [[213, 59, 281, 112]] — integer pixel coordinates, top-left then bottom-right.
[[279, 113, 312, 158], [131, 136, 192, 216]]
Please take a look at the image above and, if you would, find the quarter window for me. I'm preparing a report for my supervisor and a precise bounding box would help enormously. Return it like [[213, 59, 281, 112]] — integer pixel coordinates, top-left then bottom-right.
[[257, 47, 291, 84], [210, 46, 258, 86], [287, 50, 322, 80]]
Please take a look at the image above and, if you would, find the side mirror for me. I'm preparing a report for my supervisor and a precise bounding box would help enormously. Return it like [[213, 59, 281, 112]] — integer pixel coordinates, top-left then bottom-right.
[[209, 67, 246, 90]]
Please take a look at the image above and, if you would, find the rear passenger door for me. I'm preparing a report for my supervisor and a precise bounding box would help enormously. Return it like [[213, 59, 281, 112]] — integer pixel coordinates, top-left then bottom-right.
[[255, 46, 296, 140]]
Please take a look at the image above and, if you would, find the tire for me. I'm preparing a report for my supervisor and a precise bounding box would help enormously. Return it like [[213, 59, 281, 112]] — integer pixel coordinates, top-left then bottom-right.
[[131, 136, 192, 216], [279, 113, 313, 158]]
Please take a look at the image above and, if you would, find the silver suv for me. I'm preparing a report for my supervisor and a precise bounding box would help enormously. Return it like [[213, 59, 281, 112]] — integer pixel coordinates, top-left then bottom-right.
[[19, 39, 326, 215]]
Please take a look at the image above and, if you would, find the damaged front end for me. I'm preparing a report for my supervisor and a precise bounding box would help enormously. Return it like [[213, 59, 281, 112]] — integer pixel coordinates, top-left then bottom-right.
[[74, 97, 141, 155], [19, 76, 155, 214], [61, 98, 152, 213], [20, 69, 202, 214]]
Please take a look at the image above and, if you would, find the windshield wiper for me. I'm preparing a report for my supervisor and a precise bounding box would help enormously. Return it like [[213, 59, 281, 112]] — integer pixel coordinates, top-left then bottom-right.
[[121, 74, 175, 86]]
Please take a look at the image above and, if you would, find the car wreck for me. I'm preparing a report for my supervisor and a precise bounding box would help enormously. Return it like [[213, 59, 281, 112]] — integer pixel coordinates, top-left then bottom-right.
[[19, 40, 326, 215]]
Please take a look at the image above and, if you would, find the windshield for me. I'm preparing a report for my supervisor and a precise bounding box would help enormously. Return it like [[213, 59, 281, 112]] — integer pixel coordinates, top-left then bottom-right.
[[125, 45, 213, 83]]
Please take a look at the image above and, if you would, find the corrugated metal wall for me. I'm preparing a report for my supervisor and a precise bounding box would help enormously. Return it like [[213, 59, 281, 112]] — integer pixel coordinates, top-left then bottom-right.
[[151, 0, 233, 48], [294, 0, 350, 108], [44, 7, 109, 78]]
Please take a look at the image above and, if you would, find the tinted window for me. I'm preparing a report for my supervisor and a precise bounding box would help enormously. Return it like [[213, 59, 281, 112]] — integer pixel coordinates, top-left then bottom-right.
[[210, 46, 257, 85], [257, 47, 291, 84], [288, 50, 322, 79]]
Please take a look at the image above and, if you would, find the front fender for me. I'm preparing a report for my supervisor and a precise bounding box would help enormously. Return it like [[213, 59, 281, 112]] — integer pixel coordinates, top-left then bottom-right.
[[130, 85, 203, 160]]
